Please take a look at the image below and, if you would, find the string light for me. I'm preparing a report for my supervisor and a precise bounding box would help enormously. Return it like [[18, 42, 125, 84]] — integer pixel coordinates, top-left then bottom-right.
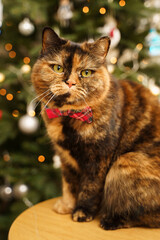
[[28, 110, 36, 117], [137, 74, 144, 82], [21, 64, 31, 73], [12, 110, 19, 118], [110, 57, 117, 64], [6, 93, 13, 101], [0, 72, 5, 82], [140, 59, 149, 68], [5, 43, 12, 51], [136, 43, 143, 51], [107, 65, 115, 74], [119, 0, 126, 7], [4, 187, 12, 195], [99, 7, 106, 15], [6, 22, 12, 26], [150, 86, 160, 96], [0, 88, 7, 96], [9, 51, 16, 58], [38, 155, 45, 162], [83, 6, 89, 13], [23, 57, 30, 64], [3, 152, 10, 162]]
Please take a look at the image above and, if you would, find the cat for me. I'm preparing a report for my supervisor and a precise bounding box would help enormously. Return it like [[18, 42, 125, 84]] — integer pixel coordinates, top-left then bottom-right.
[[31, 27, 160, 230]]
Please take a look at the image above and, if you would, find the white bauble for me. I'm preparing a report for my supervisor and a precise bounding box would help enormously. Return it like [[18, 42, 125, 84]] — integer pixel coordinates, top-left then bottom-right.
[[145, 0, 160, 8], [0, 0, 3, 28], [18, 18, 35, 36], [98, 17, 121, 48], [57, 0, 73, 27], [13, 183, 28, 199], [0, 185, 13, 200], [53, 155, 61, 169], [21, 64, 31, 74], [19, 114, 39, 134], [0, 72, 5, 82], [148, 78, 160, 96]]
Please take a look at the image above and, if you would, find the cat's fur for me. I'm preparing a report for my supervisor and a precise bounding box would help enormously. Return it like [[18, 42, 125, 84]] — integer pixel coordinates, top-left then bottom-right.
[[32, 27, 160, 230]]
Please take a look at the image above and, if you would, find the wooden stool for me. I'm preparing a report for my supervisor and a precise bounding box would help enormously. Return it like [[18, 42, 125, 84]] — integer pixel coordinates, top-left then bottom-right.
[[8, 197, 160, 240]]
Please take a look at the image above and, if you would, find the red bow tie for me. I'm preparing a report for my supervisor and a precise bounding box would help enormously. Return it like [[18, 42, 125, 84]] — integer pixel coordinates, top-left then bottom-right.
[[45, 106, 93, 123]]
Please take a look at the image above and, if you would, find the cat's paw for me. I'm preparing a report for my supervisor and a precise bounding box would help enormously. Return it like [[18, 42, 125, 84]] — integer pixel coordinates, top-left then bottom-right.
[[53, 198, 73, 214], [72, 208, 94, 222], [100, 217, 125, 230]]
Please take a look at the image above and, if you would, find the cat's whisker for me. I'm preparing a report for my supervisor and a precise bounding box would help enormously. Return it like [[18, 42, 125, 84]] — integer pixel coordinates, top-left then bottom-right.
[[76, 87, 88, 96], [40, 93, 56, 115], [75, 88, 87, 100], [76, 92, 89, 109], [34, 91, 53, 110], [30, 89, 50, 104]]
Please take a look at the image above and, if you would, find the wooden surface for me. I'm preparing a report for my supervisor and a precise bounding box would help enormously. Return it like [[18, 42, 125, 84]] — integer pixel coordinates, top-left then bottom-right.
[[8, 197, 160, 240]]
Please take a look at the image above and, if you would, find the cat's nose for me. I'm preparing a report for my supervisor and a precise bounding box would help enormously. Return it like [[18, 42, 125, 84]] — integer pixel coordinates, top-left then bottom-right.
[[65, 79, 76, 88]]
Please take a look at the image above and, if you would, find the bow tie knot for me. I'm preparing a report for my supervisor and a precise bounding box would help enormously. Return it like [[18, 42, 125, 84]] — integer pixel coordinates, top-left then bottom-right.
[[45, 106, 93, 123]]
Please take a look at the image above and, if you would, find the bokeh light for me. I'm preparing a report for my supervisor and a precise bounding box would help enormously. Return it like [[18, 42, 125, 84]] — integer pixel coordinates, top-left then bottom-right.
[[83, 6, 89, 13], [38, 155, 45, 162]]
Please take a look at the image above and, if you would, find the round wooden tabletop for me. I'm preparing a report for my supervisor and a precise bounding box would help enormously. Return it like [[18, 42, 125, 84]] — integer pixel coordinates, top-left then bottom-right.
[[8, 197, 160, 240]]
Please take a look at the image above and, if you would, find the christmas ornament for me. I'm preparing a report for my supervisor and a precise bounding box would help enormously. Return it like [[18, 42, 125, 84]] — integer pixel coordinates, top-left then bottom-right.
[[3, 151, 10, 162], [0, 109, 2, 120], [137, 18, 148, 33], [0, 185, 13, 201], [145, 28, 160, 57], [0, 0, 3, 35], [57, 0, 73, 27], [21, 64, 31, 74], [148, 78, 160, 96], [13, 183, 28, 199], [19, 114, 39, 134], [98, 16, 121, 48], [53, 155, 61, 169], [144, 0, 160, 8], [107, 48, 119, 64], [152, 13, 160, 30], [118, 47, 140, 73], [0, 72, 5, 82], [19, 102, 39, 134], [107, 48, 119, 73], [18, 18, 35, 36]]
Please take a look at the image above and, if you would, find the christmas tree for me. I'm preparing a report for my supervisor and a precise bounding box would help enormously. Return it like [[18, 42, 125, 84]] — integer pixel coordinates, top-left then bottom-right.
[[0, 0, 160, 239]]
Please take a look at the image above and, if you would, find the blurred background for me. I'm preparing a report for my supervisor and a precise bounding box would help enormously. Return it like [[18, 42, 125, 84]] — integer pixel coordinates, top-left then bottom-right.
[[0, 0, 160, 239]]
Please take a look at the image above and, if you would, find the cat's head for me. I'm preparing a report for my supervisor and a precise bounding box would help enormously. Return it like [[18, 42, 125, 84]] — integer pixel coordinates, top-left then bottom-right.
[[32, 27, 111, 110]]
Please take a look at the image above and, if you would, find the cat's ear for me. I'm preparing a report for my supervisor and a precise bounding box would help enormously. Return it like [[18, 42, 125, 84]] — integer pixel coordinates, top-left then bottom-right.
[[88, 36, 111, 60], [42, 27, 67, 53]]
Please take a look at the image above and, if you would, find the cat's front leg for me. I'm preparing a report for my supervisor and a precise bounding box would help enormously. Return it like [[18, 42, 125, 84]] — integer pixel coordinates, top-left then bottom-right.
[[53, 165, 79, 214], [72, 181, 103, 222], [72, 161, 107, 222], [53, 177, 75, 214]]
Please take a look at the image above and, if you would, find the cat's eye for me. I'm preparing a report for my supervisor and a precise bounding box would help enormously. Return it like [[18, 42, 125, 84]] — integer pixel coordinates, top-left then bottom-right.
[[51, 64, 64, 74], [81, 69, 92, 78]]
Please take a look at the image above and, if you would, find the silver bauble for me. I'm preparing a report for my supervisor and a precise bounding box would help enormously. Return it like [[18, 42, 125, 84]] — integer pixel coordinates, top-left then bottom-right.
[[18, 18, 35, 36], [0, 185, 13, 200], [18, 114, 39, 134], [13, 183, 29, 199]]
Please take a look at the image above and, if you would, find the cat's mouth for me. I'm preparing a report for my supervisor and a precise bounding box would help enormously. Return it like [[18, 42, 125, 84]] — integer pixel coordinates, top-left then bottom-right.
[[52, 92, 71, 107], [48, 84, 87, 107]]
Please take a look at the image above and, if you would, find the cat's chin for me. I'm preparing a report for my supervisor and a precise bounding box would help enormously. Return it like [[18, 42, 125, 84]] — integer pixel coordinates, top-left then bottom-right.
[[48, 89, 84, 108], [52, 92, 71, 107]]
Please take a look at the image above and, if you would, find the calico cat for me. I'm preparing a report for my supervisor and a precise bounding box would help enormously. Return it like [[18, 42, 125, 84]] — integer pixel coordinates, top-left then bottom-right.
[[31, 27, 160, 230]]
